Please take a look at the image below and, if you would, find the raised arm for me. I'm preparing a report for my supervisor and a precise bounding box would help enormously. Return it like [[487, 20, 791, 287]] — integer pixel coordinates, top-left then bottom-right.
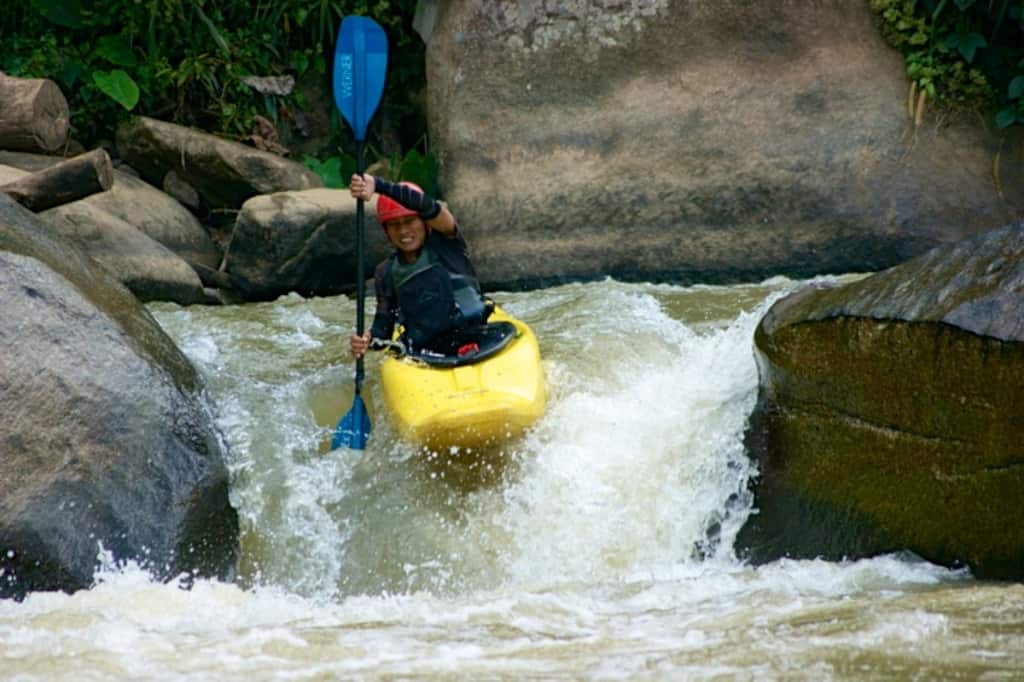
[[350, 174, 457, 236]]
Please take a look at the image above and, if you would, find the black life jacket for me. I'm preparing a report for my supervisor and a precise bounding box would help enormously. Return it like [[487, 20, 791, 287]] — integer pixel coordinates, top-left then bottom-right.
[[387, 247, 488, 349]]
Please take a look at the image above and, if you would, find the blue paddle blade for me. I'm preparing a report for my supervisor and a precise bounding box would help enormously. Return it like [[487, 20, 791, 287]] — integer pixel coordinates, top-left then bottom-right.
[[333, 16, 388, 142], [332, 394, 371, 450]]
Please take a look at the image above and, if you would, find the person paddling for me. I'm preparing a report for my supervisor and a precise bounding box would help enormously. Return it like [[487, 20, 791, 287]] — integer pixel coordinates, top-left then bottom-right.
[[348, 173, 490, 359]]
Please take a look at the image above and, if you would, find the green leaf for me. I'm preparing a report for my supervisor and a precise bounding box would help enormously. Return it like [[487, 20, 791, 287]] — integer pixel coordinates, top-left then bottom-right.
[[945, 31, 987, 62], [59, 60, 83, 89], [953, 0, 975, 10], [399, 149, 439, 197], [290, 51, 309, 76], [95, 35, 137, 68], [339, 155, 356, 185], [194, 4, 231, 55], [304, 156, 341, 188], [1009, 76, 1024, 100], [92, 69, 140, 110], [302, 155, 355, 189], [30, 0, 84, 29], [995, 107, 1019, 128]]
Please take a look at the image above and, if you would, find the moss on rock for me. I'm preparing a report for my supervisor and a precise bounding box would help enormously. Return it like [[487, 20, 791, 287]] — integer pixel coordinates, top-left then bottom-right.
[[739, 221, 1024, 579]]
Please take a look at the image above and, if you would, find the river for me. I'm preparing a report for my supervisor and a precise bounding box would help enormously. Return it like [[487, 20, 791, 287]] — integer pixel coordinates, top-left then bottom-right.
[[2, 278, 1022, 680]]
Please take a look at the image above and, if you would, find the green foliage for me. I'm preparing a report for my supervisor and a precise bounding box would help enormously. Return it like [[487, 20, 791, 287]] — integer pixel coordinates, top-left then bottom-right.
[[304, 146, 439, 197], [872, 0, 1024, 127], [0, 0, 428, 159], [29, 0, 84, 29], [303, 154, 354, 189], [998, 69, 1024, 126], [92, 69, 140, 110], [396, 148, 439, 198]]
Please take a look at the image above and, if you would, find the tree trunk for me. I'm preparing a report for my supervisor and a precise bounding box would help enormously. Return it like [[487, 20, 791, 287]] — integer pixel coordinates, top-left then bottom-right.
[[0, 72, 70, 153], [0, 149, 114, 212]]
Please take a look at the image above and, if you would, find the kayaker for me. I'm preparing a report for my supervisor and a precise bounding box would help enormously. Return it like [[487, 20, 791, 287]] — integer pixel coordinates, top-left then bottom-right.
[[348, 173, 490, 359]]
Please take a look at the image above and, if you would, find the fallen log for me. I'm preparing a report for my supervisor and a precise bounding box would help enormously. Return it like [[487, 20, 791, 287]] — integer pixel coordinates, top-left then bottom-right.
[[0, 72, 70, 153], [0, 149, 114, 211]]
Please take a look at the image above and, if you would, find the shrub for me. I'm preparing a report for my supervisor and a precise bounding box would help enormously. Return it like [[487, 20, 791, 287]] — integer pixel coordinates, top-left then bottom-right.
[[0, 1, 429, 166], [872, 0, 1024, 127]]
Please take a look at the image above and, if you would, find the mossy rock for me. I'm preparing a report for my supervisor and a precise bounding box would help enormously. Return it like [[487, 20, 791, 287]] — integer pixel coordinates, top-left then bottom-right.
[[739, 221, 1024, 579]]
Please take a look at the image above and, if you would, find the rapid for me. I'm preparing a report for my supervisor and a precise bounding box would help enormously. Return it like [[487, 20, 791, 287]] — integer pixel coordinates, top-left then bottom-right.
[[2, 278, 1022, 680]]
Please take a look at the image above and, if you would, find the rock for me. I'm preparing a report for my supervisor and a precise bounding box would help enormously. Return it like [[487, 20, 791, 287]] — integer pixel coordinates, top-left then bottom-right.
[[94, 171, 220, 272], [162, 169, 202, 213], [419, 1, 1024, 289], [44, 201, 208, 305], [0, 151, 221, 273], [223, 188, 391, 301], [738, 220, 1024, 579], [0, 162, 206, 304], [0, 164, 27, 185], [116, 116, 322, 211], [0, 194, 239, 598]]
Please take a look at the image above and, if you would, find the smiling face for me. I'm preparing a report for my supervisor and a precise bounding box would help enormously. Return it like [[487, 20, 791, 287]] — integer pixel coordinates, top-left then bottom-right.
[[384, 215, 427, 262]]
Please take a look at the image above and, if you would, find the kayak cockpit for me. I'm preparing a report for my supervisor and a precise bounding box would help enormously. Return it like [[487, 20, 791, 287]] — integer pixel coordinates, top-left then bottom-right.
[[404, 321, 518, 367]]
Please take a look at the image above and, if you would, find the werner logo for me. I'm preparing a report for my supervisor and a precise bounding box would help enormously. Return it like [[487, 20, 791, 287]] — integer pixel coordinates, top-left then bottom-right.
[[338, 54, 353, 99]]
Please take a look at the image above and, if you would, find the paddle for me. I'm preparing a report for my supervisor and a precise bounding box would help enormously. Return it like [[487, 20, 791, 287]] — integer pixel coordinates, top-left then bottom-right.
[[331, 15, 388, 451]]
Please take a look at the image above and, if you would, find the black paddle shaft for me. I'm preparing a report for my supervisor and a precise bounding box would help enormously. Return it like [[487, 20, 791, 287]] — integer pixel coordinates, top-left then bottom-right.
[[354, 141, 366, 393], [331, 15, 386, 450]]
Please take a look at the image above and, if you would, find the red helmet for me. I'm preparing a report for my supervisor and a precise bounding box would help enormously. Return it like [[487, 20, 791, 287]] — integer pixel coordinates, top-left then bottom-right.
[[376, 181, 423, 226]]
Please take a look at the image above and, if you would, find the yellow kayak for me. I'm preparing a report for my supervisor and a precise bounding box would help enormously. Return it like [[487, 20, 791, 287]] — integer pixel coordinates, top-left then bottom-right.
[[380, 306, 546, 450]]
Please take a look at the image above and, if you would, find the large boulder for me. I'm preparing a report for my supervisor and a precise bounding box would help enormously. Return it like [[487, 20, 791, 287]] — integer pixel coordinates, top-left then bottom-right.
[[223, 188, 391, 301], [116, 116, 322, 211], [0, 194, 239, 598], [417, 1, 1024, 289], [738, 221, 1024, 579]]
